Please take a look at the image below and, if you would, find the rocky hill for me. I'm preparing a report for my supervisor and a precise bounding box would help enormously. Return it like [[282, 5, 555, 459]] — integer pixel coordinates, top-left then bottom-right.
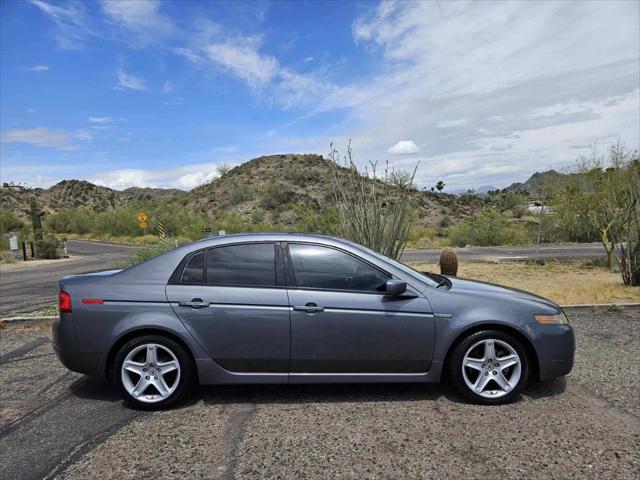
[[1, 154, 475, 227], [503, 170, 583, 198], [176, 154, 473, 227]]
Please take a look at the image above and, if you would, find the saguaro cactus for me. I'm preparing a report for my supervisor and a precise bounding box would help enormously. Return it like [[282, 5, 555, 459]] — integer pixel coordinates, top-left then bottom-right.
[[439, 247, 458, 276], [29, 196, 44, 241]]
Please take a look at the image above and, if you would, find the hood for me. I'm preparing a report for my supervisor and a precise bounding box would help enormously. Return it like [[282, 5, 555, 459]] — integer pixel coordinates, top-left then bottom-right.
[[446, 276, 560, 311]]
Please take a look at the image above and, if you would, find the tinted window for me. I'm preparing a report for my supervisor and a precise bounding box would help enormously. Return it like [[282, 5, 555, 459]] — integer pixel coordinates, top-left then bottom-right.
[[181, 251, 204, 283], [289, 244, 390, 292], [206, 243, 276, 287]]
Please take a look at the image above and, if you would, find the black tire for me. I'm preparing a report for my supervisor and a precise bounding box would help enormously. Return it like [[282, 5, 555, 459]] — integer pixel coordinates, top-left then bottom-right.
[[448, 330, 529, 405], [113, 334, 195, 410]]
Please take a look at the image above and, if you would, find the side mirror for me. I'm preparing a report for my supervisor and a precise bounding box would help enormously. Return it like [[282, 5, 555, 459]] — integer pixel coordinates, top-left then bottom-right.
[[385, 279, 407, 296]]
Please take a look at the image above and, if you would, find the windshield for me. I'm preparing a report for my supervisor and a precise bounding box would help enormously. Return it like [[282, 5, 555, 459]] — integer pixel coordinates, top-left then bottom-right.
[[342, 241, 440, 288]]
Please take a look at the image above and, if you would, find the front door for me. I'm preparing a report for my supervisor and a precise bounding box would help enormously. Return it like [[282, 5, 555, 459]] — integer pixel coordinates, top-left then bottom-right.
[[166, 242, 290, 372], [286, 243, 435, 373]]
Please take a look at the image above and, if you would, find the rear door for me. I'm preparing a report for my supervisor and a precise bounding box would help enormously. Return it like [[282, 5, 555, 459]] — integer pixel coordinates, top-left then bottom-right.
[[285, 242, 435, 373], [166, 242, 290, 373]]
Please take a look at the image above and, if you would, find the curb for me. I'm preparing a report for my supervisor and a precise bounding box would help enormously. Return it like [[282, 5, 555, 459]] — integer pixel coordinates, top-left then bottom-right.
[[0, 316, 57, 328], [560, 303, 640, 313]]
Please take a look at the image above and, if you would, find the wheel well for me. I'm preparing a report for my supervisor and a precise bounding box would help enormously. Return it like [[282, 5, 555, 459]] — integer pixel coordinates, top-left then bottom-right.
[[443, 324, 539, 380], [105, 328, 198, 382]]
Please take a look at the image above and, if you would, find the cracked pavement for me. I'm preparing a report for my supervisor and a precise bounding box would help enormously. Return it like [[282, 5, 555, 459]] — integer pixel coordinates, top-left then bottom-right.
[[1, 310, 638, 479]]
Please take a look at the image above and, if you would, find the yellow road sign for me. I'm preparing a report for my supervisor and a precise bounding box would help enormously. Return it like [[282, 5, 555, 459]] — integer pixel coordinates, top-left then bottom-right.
[[139, 222, 148, 230], [137, 212, 148, 224]]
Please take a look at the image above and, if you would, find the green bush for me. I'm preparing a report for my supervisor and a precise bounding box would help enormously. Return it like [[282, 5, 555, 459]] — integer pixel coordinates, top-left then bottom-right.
[[229, 184, 252, 204], [45, 207, 95, 234], [449, 208, 528, 247], [0, 211, 23, 234], [260, 181, 293, 209], [35, 237, 61, 259], [292, 205, 338, 234]]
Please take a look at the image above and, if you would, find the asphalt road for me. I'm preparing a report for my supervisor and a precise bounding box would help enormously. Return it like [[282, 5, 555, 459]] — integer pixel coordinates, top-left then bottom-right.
[[1, 310, 638, 480], [400, 242, 607, 263], [0, 240, 606, 317], [0, 240, 135, 317]]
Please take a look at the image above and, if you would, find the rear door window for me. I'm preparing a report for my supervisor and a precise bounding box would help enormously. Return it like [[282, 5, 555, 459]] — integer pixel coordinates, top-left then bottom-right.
[[180, 251, 205, 283], [206, 243, 276, 287]]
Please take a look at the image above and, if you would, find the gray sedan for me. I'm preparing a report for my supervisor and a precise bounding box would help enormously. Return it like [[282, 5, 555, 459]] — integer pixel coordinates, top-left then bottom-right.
[[53, 233, 575, 409]]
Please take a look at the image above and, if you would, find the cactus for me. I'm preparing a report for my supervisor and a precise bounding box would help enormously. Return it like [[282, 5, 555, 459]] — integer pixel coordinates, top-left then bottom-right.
[[439, 247, 458, 276], [29, 196, 44, 241]]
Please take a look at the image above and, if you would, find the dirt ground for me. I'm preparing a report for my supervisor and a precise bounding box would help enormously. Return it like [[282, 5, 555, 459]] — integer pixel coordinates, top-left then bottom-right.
[[1, 310, 639, 479], [410, 260, 640, 305]]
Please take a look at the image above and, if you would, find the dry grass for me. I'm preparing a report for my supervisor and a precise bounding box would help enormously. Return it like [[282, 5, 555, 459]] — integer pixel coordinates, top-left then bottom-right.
[[410, 260, 640, 305]]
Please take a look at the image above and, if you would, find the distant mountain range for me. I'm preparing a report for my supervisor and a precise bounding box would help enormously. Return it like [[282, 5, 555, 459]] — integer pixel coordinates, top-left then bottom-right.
[[1, 154, 475, 228], [503, 170, 584, 198], [0, 154, 580, 225]]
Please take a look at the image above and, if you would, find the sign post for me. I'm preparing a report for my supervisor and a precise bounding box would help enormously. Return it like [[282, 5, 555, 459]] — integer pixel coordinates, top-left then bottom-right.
[[137, 212, 148, 235], [8, 234, 18, 260]]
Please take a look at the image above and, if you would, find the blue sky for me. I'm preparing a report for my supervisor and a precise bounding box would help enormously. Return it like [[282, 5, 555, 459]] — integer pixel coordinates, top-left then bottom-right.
[[1, 0, 639, 191]]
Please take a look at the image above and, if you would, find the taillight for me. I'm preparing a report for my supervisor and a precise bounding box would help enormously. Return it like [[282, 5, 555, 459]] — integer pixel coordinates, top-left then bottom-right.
[[59, 291, 72, 313]]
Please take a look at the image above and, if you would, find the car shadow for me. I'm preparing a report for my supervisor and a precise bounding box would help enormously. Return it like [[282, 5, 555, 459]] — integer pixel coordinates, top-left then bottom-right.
[[68, 375, 567, 409]]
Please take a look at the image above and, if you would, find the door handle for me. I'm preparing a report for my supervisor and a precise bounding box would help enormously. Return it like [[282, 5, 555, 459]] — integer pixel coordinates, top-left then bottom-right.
[[178, 298, 210, 309], [293, 302, 324, 313]]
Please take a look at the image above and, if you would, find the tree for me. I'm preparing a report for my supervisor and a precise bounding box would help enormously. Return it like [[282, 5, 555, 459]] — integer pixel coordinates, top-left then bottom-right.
[[553, 143, 639, 285], [435, 180, 445, 192], [328, 141, 417, 260]]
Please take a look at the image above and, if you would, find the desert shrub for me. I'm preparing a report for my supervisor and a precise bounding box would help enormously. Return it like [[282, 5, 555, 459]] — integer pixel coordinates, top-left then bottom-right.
[[127, 242, 175, 266], [35, 236, 61, 259], [438, 215, 451, 228], [212, 211, 278, 234], [93, 208, 140, 236], [230, 184, 252, 204], [260, 181, 294, 209], [0, 211, 23, 234], [283, 162, 306, 183], [292, 204, 338, 234], [46, 207, 95, 234], [448, 208, 528, 247]]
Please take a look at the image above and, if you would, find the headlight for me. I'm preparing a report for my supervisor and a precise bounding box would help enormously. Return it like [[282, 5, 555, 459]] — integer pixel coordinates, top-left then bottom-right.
[[534, 312, 568, 325]]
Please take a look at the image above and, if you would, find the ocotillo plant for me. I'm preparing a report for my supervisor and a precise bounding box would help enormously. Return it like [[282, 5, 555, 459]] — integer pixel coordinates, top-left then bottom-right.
[[439, 247, 458, 276], [328, 141, 417, 260]]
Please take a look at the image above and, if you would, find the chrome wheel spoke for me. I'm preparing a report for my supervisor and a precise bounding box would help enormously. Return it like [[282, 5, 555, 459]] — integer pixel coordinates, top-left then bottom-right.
[[463, 357, 485, 371], [157, 360, 179, 374], [132, 377, 149, 397], [124, 360, 145, 375], [484, 341, 497, 362], [474, 373, 490, 393], [146, 345, 158, 365], [497, 354, 518, 370], [494, 371, 512, 392]]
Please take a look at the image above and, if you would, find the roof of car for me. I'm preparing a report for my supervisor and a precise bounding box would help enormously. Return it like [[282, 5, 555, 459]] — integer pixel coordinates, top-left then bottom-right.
[[191, 231, 346, 244]]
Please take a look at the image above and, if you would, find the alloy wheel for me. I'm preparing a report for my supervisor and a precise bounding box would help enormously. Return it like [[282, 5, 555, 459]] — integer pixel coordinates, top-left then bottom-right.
[[461, 338, 522, 399], [120, 343, 181, 404]]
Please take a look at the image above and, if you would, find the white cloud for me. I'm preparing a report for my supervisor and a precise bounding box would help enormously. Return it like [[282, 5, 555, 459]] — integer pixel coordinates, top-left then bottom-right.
[[0, 127, 90, 151], [162, 80, 173, 94], [101, 0, 174, 44], [30, 0, 94, 49], [205, 37, 279, 87], [115, 69, 148, 91], [388, 140, 419, 155], [90, 162, 235, 190], [29, 65, 49, 72], [88, 116, 114, 123]]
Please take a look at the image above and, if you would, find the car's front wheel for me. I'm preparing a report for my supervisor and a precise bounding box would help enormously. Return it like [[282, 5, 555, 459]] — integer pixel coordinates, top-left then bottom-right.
[[114, 335, 194, 410], [448, 330, 529, 404]]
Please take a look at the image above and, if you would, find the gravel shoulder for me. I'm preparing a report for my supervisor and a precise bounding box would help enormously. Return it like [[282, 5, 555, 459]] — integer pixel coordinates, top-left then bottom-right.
[[1, 311, 638, 480]]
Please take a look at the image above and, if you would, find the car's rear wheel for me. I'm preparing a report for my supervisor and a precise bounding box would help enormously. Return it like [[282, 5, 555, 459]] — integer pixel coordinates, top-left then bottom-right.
[[448, 330, 529, 404], [114, 335, 194, 410]]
